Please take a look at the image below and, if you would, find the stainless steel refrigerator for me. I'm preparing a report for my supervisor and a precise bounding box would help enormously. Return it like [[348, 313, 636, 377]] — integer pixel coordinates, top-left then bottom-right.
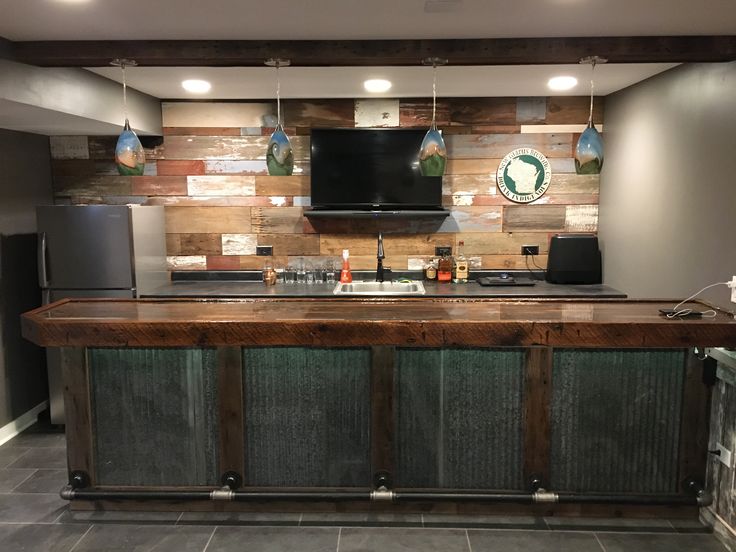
[[36, 205, 168, 424]]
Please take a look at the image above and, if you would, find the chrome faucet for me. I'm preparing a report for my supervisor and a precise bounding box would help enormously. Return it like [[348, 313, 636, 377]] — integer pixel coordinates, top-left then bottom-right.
[[376, 232, 385, 282]]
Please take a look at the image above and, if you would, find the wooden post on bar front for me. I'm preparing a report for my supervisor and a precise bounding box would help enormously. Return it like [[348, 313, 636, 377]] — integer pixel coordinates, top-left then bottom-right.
[[60, 347, 95, 486]]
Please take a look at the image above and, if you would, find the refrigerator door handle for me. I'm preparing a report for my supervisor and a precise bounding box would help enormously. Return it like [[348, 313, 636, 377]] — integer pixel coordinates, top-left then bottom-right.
[[38, 232, 49, 288]]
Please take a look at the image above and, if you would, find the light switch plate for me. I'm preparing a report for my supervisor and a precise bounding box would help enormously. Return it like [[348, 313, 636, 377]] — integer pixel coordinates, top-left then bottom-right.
[[256, 245, 273, 256]]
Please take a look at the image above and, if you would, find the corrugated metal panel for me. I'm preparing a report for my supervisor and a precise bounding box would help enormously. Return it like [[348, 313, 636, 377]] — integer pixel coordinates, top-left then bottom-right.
[[89, 347, 219, 486], [243, 347, 371, 487], [550, 349, 686, 493], [396, 348, 525, 490]]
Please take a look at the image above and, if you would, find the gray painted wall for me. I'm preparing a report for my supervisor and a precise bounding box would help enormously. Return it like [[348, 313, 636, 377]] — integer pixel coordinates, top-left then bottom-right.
[[598, 62, 736, 309], [0, 128, 53, 426]]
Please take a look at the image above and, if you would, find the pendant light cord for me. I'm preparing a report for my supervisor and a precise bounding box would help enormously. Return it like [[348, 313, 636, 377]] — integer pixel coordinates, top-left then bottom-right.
[[276, 62, 282, 128], [121, 62, 129, 125], [431, 62, 437, 129], [588, 59, 596, 127]]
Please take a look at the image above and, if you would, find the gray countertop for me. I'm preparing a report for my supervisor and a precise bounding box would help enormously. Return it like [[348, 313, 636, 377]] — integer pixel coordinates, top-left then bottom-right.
[[142, 279, 626, 299]]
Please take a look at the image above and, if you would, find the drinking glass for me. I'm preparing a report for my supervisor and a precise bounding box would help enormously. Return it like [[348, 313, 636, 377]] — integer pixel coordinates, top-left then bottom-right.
[[284, 265, 296, 284]]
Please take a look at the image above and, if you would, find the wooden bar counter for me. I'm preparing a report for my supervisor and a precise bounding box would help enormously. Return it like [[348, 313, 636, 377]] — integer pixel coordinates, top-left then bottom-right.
[[21, 298, 736, 515]]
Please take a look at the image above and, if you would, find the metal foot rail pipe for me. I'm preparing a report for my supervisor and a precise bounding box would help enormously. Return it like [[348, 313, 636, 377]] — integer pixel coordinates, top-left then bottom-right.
[[60, 487, 712, 506]]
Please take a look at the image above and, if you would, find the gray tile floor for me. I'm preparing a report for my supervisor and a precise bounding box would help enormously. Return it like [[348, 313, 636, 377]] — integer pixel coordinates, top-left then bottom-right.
[[0, 424, 727, 551]]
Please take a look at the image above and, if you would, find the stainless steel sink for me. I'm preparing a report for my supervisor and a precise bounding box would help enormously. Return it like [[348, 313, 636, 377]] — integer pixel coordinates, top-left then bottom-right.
[[333, 281, 426, 295]]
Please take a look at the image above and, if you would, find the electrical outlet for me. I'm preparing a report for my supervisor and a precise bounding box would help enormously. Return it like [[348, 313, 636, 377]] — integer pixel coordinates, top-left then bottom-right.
[[521, 245, 539, 256], [731, 276, 736, 304], [256, 245, 273, 256], [435, 246, 452, 256], [716, 442, 734, 468]]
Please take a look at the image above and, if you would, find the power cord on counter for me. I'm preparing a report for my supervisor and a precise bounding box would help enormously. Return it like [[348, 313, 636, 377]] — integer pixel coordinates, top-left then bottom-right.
[[525, 253, 546, 281], [665, 281, 734, 319]]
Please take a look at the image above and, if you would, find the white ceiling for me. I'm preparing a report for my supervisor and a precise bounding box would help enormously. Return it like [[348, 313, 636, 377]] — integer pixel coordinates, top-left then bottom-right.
[[86, 64, 679, 99], [2, 0, 735, 40]]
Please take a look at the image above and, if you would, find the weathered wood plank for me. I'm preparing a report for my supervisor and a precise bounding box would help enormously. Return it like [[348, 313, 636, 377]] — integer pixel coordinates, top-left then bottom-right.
[[251, 207, 306, 234], [157, 136, 309, 161], [165, 206, 252, 234], [53, 175, 133, 197], [565, 205, 599, 232], [206, 255, 243, 270], [438, 207, 503, 233], [173, 233, 223, 256], [131, 176, 188, 196], [187, 175, 256, 196], [446, 194, 600, 207], [157, 160, 205, 176], [523, 347, 553, 487], [145, 196, 293, 207], [163, 127, 242, 136], [503, 205, 567, 232], [479, 254, 548, 270], [161, 102, 272, 128], [461, 232, 550, 255], [283, 100, 355, 127], [255, 175, 311, 196], [447, 134, 572, 159], [547, 96, 605, 126], [448, 98, 517, 126], [205, 159, 269, 175], [218, 347, 245, 481], [258, 234, 320, 256], [221, 234, 257, 255], [319, 234, 449, 256], [61, 347, 95, 484], [371, 346, 395, 481]]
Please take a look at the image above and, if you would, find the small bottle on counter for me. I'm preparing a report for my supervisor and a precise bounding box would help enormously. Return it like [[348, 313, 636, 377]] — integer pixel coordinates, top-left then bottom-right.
[[424, 258, 437, 280], [339, 249, 353, 283], [452, 241, 469, 283], [437, 253, 452, 282]]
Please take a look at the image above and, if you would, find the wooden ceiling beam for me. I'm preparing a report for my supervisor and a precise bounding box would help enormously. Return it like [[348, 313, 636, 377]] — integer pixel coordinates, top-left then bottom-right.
[[10, 36, 736, 67]]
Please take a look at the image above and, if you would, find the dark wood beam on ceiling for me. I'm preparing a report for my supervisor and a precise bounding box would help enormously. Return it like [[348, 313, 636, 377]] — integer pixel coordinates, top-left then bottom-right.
[[11, 36, 736, 67]]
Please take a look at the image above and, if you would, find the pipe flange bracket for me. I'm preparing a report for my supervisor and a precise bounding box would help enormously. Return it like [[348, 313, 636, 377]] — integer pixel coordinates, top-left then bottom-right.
[[220, 471, 243, 490], [370, 489, 395, 502], [532, 489, 559, 503], [69, 470, 90, 489], [210, 488, 235, 501]]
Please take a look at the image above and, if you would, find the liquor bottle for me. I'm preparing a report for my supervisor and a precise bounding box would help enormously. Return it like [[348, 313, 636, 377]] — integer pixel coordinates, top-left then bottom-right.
[[437, 253, 452, 282], [452, 240, 469, 283], [339, 249, 353, 283], [424, 258, 437, 280]]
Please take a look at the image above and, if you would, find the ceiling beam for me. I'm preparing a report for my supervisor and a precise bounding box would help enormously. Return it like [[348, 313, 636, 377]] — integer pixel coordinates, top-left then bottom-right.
[[11, 36, 736, 67]]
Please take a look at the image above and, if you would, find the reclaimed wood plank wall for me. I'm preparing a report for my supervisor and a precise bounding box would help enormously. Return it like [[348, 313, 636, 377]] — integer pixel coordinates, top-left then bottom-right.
[[49, 97, 602, 271]]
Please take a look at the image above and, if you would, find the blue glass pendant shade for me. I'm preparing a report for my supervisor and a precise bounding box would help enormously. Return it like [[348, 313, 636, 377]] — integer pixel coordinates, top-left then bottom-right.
[[115, 119, 146, 176], [575, 124, 604, 175], [267, 125, 294, 176], [419, 125, 447, 177]]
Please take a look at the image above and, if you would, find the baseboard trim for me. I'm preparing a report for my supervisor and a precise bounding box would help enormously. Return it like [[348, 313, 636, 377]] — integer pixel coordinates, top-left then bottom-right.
[[0, 401, 49, 446], [703, 507, 736, 552]]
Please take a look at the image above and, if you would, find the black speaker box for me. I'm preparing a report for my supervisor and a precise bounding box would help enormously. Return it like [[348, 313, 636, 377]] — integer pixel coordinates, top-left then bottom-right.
[[545, 234, 602, 285]]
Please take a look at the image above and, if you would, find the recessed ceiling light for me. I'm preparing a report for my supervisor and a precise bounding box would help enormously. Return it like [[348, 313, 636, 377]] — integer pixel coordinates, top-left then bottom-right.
[[52, 0, 92, 3], [181, 79, 211, 94], [363, 79, 392, 93], [547, 76, 578, 91]]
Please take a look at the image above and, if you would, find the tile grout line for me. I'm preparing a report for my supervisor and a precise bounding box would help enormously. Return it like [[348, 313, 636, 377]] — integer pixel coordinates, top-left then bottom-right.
[[299, 512, 304, 527], [594, 532, 608, 552], [67, 523, 94, 552], [465, 528, 473, 552], [336, 526, 342, 552], [7, 469, 39, 492], [201, 525, 218, 552], [52, 507, 70, 524], [175, 511, 184, 525], [2, 447, 33, 469]]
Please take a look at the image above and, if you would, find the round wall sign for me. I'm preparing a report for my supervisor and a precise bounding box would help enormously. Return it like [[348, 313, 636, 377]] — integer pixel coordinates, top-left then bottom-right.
[[496, 148, 552, 203]]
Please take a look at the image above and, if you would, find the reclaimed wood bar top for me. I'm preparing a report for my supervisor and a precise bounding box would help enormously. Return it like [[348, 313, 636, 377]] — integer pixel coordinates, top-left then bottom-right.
[[21, 297, 736, 348]]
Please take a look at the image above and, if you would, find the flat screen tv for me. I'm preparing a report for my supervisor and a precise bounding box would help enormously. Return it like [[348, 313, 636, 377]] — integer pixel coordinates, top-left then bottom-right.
[[310, 128, 443, 210]]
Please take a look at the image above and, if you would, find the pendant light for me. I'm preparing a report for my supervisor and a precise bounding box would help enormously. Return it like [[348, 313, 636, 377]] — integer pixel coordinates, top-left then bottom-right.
[[110, 59, 145, 176], [419, 57, 448, 177], [574, 56, 607, 175], [265, 58, 294, 176]]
